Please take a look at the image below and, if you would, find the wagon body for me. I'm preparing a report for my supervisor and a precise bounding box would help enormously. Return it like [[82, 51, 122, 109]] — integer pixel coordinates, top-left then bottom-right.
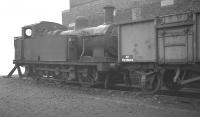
[[118, 19, 156, 63], [119, 12, 200, 65]]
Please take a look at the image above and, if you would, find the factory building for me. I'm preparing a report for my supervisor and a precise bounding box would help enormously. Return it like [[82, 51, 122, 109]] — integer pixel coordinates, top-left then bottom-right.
[[62, 0, 200, 29]]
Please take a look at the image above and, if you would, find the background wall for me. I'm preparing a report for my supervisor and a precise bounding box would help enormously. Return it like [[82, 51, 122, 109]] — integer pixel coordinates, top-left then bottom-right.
[[62, 0, 200, 29]]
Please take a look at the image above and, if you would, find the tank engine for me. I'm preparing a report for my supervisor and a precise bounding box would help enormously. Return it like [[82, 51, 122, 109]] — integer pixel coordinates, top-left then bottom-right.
[[8, 6, 118, 88], [8, 6, 200, 93]]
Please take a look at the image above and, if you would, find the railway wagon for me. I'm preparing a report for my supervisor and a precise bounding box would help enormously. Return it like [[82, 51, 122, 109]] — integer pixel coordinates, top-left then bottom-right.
[[118, 12, 200, 92], [8, 20, 118, 87]]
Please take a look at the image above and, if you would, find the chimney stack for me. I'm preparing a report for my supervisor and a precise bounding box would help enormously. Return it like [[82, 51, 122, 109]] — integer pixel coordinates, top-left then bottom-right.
[[104, 5, 115, 24]]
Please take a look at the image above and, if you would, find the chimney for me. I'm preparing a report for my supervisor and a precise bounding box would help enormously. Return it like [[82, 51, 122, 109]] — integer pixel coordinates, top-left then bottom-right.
[[75, 16, 89, 30], [104, 5, 115, 24]]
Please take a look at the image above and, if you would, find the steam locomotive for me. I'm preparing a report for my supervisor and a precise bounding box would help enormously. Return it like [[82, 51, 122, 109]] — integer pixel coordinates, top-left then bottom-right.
[[8, 6, 200, 93]]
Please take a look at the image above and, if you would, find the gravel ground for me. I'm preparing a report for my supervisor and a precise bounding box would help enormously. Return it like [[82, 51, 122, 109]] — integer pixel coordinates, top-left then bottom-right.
[[0, 77, 199, 117]]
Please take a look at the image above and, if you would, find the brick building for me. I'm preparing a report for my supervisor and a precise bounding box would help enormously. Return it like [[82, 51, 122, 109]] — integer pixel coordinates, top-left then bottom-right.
[[62, 0, 200, 29]]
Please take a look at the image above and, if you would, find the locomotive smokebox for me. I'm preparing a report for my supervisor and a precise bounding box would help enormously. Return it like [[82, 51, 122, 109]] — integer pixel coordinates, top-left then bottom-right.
[[104, 5, 115, 24], [75, 16, 89, 30]]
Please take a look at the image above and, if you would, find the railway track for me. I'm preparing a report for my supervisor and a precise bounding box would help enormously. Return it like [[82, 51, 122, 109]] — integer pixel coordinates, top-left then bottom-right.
[[5, 75, 200, 111], [35, 76, 200, 100], [14, 75, 200, 98]]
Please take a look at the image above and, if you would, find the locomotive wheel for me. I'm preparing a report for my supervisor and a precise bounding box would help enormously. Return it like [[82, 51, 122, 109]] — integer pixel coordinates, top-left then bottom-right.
[[53, 72, 61, 79], [104, 75, 112, 89], [163, 70, 182, 91], [24, 65, 35, 78], [78, 69, 96, 87], [29, 70, 40, 82], [24, 66, 29, 77], [34, 70, 43, 81], [142, 73, 162, 94], [27, 66, 38, 80], [78, 76, 93, 87]]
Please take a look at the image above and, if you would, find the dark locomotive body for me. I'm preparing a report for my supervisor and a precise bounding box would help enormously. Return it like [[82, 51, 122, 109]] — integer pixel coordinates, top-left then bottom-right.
[[12, 20, 118, 87], [9, 9, 200, 93]]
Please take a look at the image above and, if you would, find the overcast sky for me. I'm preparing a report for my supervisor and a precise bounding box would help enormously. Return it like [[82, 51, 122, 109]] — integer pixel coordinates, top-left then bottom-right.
[[0, 0, 69, 75]]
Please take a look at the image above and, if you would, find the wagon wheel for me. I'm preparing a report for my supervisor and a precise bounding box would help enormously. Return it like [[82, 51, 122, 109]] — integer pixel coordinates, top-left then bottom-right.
[[163, 70, 182, 92], [142, 72, 162, 94]]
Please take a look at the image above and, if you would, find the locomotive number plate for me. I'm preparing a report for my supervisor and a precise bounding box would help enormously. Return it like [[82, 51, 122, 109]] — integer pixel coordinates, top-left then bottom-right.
[[121, 55, 134, 62]]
